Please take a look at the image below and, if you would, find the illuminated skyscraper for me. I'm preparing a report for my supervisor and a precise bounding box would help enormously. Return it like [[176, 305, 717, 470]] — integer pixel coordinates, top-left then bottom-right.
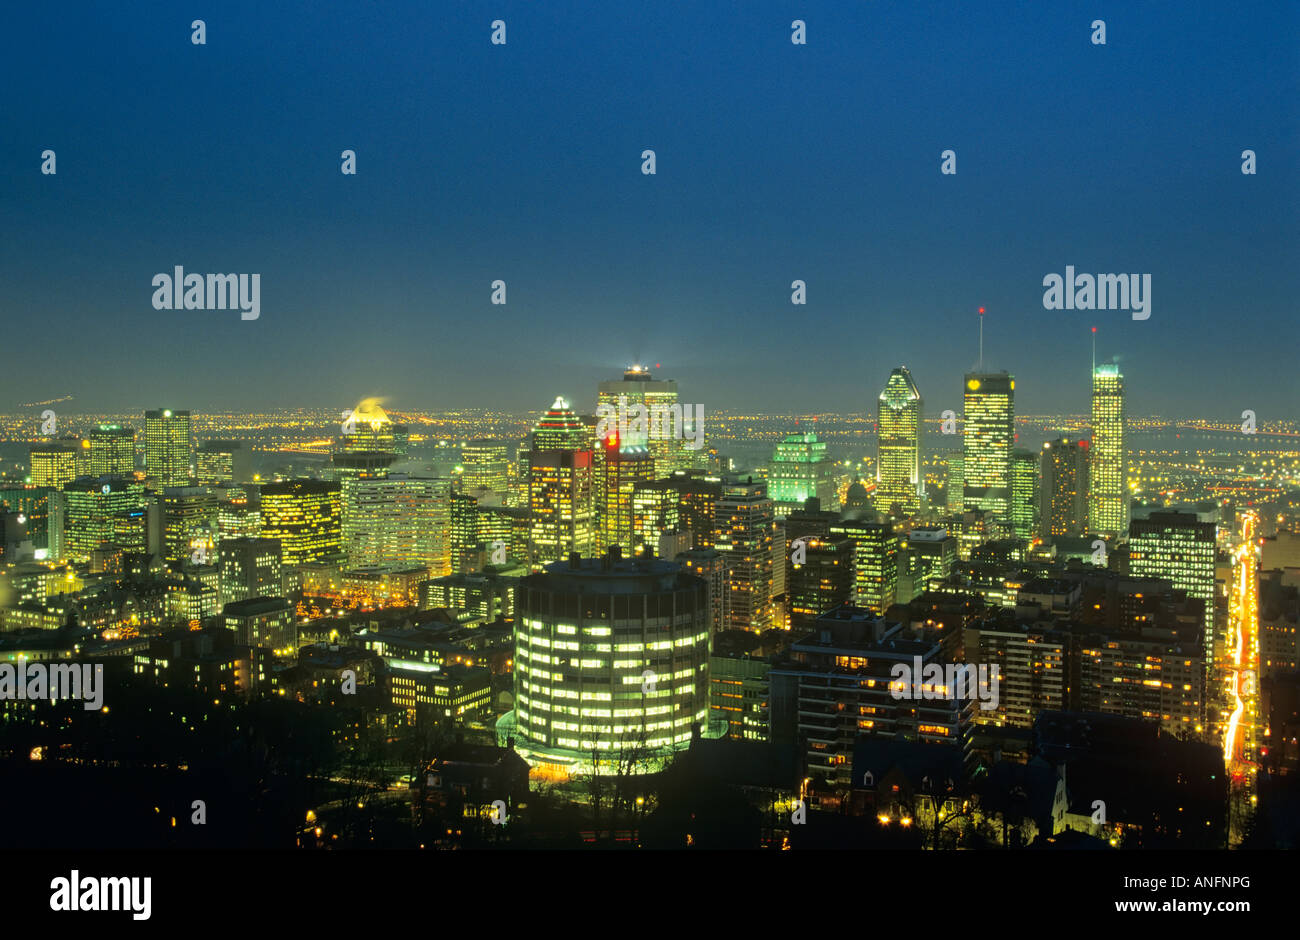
[[713, 480, 775, 631], [161, 486, 220, 565], [876, 367, 923, 517], [962, 373, 1014, 522], [1040, 437, 1089, 537], [598, 441, 655, 556], [1128, 511, 1217, 667], [341, 474, 451, 575], [509, 549, 710, 772], [1089, 363, 1127, 537], [88, 425, 135, 477], [61, 477, 150, 561], [259, 479, 343, 566], [144, 409, 192, 486], [461, 439, 510, 499], [29, 444, 77, 488], [528, 398, 595, 568], [829, 517, 899, 614], [197, 440, 251, 485], [788, 535, 854, 633], [597, 365, 692, 476], [450, 491, 482, 574], [219, 537, 283, 607], [768, 432, 838, 516], [1010, 448, 1039, 541], [341, 398, 396, 452]]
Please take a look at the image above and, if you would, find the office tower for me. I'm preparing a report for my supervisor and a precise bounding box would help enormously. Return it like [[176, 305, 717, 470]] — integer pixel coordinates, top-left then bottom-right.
[[510, 549, 709, 768], [946, 454, 964, 512], [1090, 363, 1127, 537], [478, 504, 531, 567], [219, 537, 284, 606], [341, 398, 396, 452], [1040, 437, 1090, 538], [88, 424, 136, 477], [876, 367, 923, 517], [224, 597, 297, 655], [450, 491, 482, 574], [341, 474, 450, 575], [144, 409, 192, 485], [599, 441, 655, 556], [768, 432, 838, 516], [29, 443, 77, 488], [830, 517, 900, 614], [962, 373, 1014, 522], [597, 365, 691, 477], [676, 548, 727, 635], [667, 469, 724, 549], [963, 621, 1067, 727], [528, 447, 596, 566], [259, 479, 343, 566], [532, 396, 589, 451], [196, 440, 251, 485], [419, 569, 518, 621], [161, 486, 220, 565], [1010, 448, 1039, 541], [61, 477, 150, 561], [713, 480, 775, 631], [899, 527, 958, 598], [769, 605, 972, 787], [631, 479, 681, 554], [218, 491, 259, 540], [461, 438, 510, 499], [1129, 511, 1217, 665], [788, 535, 854, 633]]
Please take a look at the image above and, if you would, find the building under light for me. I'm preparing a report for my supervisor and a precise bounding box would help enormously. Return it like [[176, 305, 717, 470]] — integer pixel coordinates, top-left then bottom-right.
[[506, 548, 710, 775], [196, 440, 251, 485], [1090, 363, 1127, 537], [259, 479, 343, 566], [599, 440, 655, 556], [1040, 437, 1090, 538], [1128, 511, 1217, 668], [768, 432, 838, 516], [713, 480, 775, 631], [29, 444, 78, 489], [597, 365, 693, 477], [1010, 448, 1039, 541], [876, 367, 924, 518], [88, 425, 136, 477], [144, 409, 192, 486], [528, 398, 595, 569], [962, 373, 1014, 523]]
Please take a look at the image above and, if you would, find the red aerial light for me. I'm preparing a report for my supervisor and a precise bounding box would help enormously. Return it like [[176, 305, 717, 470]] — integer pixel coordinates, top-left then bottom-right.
[[978, 307, 985, 314]]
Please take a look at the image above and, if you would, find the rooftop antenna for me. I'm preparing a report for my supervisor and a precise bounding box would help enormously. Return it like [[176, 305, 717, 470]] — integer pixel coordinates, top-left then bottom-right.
[[1091, 325, 1097, 377], [977, 307, 985, 370]]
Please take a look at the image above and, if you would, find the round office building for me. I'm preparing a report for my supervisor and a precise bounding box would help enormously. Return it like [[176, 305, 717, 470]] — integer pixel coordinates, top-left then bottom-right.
[[505, 547, 710, 776]]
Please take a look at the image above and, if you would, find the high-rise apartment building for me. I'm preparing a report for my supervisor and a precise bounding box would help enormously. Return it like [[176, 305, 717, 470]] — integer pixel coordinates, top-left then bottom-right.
[[144, 409, 192, 486], [713, 480, 775, 631], [962, 373, 1014, 522], [876, 367, 923, 517], [1090, 364, 1127, 537]]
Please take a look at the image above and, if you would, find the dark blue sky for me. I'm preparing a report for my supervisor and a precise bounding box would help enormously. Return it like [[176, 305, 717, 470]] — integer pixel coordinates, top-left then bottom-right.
[[3, 1, 1297, 420]]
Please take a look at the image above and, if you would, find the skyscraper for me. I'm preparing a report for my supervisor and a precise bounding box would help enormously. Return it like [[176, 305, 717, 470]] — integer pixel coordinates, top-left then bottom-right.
[[144, 409, 192, 486], [196, 440, 251, 485], [1129, 511, 1217, 666], [597, 365, 692, 477], [1040, 437, 1089, 537], [29, 443, 78, 488], [768, 432, 838, 516], [88, 424, 135, 477], [829, 517, 900, 614], [713, 480, 775, 631], [1090, 363, 1127, 537], [341, 474, 451, 575], [962, 373, 1014, 522], [598, 441, 655, 556], [876, 367, 923, 518], [259, 479, 343, 566], [1010, 448, 1039, 541], [787, 535, 854, 633], [461, 439, 511, 500], [528, 398, 595, 567]]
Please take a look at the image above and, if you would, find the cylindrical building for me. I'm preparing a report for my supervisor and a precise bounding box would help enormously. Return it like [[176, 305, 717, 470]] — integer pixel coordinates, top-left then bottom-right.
[[509, 547, 709, 774]]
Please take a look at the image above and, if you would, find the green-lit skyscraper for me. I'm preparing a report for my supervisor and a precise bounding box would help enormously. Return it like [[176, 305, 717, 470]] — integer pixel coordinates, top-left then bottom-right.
[[876, 367, 923, 518], [144, 409, 192, 486], [1010, 448, 1039, 541], [962, 373, 1014, 522], [768, 432, 837, 516], [1089, 363, 1127, 537]]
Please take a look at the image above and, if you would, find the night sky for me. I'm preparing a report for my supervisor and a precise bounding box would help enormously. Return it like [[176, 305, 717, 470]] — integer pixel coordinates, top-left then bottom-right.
[[3, 0, 1297, 418]]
